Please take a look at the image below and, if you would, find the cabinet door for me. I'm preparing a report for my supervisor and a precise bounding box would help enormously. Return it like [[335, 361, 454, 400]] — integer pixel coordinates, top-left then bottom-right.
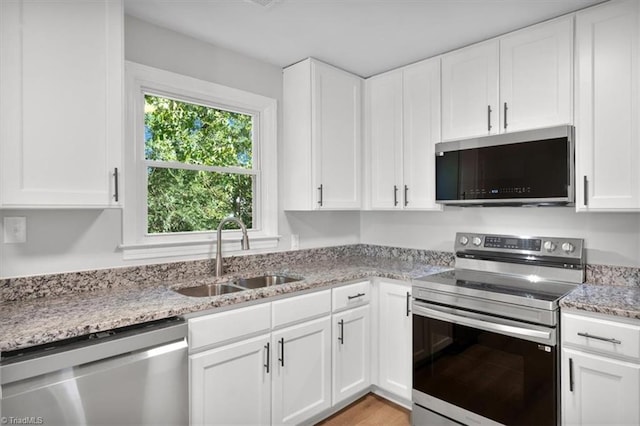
[[367, 71, 403, 209], [575, 0, 640, 211], [500, 16, 573, 132], [272, 316, 332, 425], [441, 40, 499, 141], [333, 305, 371, 405], [0, 0, 122, 207], [402, 58, 441, 210], [313, 61, 362, 209], [377, 281, 412, 400], [190, 334, 271, 426], [562, 348, 640, 426]]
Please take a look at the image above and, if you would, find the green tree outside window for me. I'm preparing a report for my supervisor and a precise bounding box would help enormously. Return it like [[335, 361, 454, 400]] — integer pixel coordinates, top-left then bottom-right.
[[144, 94, 254, 234]]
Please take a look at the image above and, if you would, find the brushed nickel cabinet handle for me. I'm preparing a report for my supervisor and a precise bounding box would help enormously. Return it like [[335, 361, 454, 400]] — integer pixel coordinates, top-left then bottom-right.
[[406, 292, 411, 317], [394, 185, 399, 207], [264, 342, 270, 373], [278, 338, 285, 367], [113, 167, 119, 202], [318, 184, 323, 207], [583, 176, 588, 207], [404, 185, 409, 207], [503, 102, 508, 130], [569, 357, 574, 392], [487, 105, 492, 132], [338, 319, 345, 345], [577, 332, 621, 345], [347, 293, 365, 300]]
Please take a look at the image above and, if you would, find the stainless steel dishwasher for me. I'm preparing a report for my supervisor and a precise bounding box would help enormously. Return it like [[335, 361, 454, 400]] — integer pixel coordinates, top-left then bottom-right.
[[0, 316, 188, 426]]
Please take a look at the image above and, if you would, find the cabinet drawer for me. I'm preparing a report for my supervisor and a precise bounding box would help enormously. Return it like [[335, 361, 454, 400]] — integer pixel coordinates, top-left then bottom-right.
[[562, 312, 640, 359], [332, 281, 371, 312], [189, 303, 271, 351], [272, 290, 331, 329]]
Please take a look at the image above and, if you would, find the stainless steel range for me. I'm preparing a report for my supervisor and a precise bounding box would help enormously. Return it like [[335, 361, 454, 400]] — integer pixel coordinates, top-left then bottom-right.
[[411, 232, 585, 426]]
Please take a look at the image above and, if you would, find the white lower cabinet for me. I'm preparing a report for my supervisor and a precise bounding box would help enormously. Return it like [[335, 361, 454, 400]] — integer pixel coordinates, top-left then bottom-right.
[[271, 316, 332, 425], [188, 290, 333, 426], [561, 310, 640, 426], [188, 280, 414, 425], [376, 280, 412, 401], [562, 348, 640, 426], [190, 334, 271, 425], [332, 304, 371, 405]]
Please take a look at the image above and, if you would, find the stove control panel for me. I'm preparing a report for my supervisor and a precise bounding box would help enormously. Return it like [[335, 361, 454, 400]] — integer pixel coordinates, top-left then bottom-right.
[[455, 232, 584, 261]]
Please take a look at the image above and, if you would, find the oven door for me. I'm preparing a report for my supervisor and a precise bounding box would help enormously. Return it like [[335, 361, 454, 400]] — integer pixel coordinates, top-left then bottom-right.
[[412, 300, 558, 426]]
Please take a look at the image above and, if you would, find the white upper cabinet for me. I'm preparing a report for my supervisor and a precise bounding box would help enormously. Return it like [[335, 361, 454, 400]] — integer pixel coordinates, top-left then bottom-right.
[[283, 58, 362, 210], [402, 60, 441, 210], [441, 16, 573, 141], [575, 0, 640, 211], [368, 71, 403, 209], [441, 40, 499, 141], [500, 16, 573, 132], [366, 58, 441, 210], [0, 0, 123, 208]]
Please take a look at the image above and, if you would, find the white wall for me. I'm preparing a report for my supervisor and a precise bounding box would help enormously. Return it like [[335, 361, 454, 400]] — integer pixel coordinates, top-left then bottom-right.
[[0, 16, 357, 278], [361, 208, 640, 267], [3, 16, 640, 278]]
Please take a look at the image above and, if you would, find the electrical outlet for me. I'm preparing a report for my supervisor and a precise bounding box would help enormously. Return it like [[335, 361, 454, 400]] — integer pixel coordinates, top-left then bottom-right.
[[3, 217, 27, 244], [291, 234, 299, 250]]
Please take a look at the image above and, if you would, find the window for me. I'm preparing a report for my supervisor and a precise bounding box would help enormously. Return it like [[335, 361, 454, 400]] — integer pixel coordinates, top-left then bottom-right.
[[123, 62, 278, 260], [144, 94, 255, 233]]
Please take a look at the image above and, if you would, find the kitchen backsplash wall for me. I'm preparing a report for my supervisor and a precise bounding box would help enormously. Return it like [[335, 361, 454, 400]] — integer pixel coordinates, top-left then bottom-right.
[[0, 244, 454, 302], [361, 208, 640, 268], [2, 243, 638, 303]]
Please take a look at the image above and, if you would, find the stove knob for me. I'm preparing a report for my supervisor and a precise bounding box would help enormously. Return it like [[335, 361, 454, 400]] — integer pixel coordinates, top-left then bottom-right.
[[472, 237, 482, 246], [543, 241, 556, 252], [459, 236, 469, 246], [562, 242, 575, 253]]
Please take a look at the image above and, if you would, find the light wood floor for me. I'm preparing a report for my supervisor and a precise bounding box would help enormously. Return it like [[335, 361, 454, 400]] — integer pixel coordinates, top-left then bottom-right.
[[316, 393, 410, 426]]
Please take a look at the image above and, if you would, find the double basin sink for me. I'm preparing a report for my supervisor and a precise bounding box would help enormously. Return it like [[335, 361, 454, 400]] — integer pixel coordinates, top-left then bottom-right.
[[174, 275, 301, 297]]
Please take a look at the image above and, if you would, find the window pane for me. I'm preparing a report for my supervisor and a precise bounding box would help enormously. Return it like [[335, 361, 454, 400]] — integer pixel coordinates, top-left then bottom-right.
[[147, 167, 253, 234], [144, 94, 253, 168]]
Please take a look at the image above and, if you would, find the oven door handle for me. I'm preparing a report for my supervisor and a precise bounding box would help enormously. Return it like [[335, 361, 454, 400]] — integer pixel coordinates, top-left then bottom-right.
[[412, 301, 555, 345]]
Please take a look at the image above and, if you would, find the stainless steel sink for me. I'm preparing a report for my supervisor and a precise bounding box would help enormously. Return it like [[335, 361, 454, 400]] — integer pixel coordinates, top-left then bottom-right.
[[234, 275, 300, 289], [173, 275, 301, 297], [174, 283, 244, 297]]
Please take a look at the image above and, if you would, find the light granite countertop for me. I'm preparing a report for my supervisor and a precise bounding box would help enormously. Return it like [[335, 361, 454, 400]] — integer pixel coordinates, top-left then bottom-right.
[[560, 284, 640, 319], [0, 256, 449, 352], [2, 243, 639, 354]]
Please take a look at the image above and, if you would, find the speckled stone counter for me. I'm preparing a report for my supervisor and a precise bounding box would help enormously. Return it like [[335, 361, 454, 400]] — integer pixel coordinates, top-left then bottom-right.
[[3, 242, 640, 353], [0, 247, 451, 352], [561, 285, 640, 320]]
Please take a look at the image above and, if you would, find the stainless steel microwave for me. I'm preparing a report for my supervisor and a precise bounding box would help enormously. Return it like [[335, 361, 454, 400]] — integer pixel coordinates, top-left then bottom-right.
[[435, 125, 574, 206]]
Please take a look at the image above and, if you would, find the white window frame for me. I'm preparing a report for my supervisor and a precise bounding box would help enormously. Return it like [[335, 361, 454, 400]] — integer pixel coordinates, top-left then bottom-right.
[[122, 62, 278, 260]]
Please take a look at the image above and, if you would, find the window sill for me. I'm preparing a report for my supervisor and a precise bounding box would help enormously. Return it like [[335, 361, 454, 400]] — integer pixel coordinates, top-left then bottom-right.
[[120, 235, 281, 261]]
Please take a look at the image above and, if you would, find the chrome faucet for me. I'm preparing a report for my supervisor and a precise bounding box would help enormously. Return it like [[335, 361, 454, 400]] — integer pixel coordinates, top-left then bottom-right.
[[215, 217, 250, 277]]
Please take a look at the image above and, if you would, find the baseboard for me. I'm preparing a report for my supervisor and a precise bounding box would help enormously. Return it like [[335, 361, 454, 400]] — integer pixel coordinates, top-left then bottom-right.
[[304, 388, 371, 425], [371, 386, 412, 410], [306, 385, 412, 425]]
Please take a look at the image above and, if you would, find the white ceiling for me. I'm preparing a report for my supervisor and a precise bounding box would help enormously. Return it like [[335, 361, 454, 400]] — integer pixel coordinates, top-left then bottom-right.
[[124, 0, 604, 77]]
